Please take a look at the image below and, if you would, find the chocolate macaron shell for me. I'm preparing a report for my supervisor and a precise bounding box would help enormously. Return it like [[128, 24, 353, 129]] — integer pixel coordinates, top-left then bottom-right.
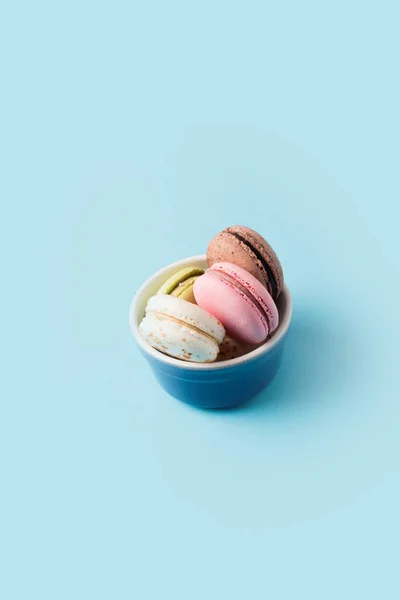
[[207, 226, 283, 299], [228, 225, 284, 298]]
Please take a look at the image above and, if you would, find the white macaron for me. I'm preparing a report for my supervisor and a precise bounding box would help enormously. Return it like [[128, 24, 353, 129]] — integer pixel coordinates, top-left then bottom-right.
[[139, 294, 225, 362]]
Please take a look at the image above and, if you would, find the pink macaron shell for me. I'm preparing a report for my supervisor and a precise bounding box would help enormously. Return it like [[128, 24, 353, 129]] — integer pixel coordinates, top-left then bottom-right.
[[194, 273, 267, 344], [213, 262, 279, 332], [193, 263, 279, 344]]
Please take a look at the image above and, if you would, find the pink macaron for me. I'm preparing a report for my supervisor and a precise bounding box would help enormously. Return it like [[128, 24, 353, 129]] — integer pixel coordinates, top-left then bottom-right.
[[193, 262, 279, 344]]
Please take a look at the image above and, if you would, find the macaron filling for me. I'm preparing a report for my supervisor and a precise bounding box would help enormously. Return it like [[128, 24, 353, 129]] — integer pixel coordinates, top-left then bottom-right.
[[171, 275, 200, 298], [148, 310, 221, 344], [157, 267, 204, 296], [226, 230, 278, 298]]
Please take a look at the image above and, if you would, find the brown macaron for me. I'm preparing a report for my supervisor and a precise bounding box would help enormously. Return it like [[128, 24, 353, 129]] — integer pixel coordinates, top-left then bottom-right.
[[216, 335, 260, 362], [206, 225, 284, 299]]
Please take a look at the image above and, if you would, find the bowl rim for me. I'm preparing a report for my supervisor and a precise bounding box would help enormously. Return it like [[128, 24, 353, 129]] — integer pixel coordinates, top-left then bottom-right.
[[129, 254, 292, 371]]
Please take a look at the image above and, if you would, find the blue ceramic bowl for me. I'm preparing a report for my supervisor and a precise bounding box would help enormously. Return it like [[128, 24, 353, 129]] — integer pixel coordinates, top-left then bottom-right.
[[129, 255, 292, 409]]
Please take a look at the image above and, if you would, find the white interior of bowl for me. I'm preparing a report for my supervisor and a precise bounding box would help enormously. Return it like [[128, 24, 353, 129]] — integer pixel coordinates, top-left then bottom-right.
[[129, 255, 292, 370]]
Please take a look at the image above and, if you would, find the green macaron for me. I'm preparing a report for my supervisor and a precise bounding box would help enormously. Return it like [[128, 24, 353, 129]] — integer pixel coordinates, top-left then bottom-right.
[[157, 267, 204, 303]]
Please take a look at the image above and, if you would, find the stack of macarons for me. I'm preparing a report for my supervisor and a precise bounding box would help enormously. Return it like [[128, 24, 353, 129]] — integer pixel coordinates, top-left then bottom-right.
[[139, 226, 284, 363]]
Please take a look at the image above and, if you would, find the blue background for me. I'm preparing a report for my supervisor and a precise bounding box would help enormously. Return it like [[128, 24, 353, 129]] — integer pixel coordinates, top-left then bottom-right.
[[1, 1, 399, 598]]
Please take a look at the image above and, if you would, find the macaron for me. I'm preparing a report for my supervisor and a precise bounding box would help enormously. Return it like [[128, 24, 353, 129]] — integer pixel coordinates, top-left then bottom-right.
[[139, 294, 225, 362], [207, 225, 284, 299], [157, 267, 204, 303], [193, 262, 279, 344], [216, 335, 261, 362]]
